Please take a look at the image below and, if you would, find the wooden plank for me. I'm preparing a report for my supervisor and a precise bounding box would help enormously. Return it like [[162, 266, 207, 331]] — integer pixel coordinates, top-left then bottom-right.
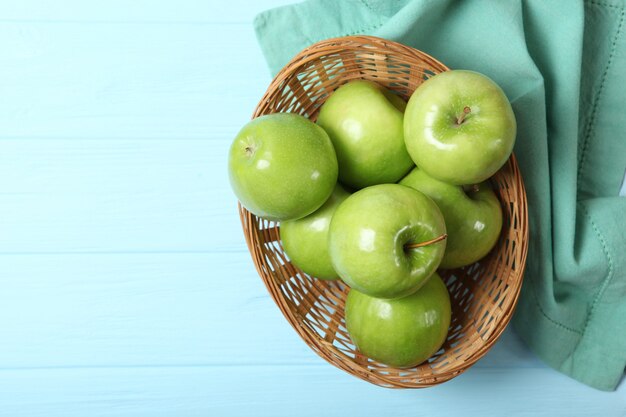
[[0, 251, 540, 370], [0, 2, 621, 414], [0, 139, 245, 252], [0, 0, 295, 23], [0, 23, 270, 140], [0, 365, 623, 417], [0, 252, 307, 368]]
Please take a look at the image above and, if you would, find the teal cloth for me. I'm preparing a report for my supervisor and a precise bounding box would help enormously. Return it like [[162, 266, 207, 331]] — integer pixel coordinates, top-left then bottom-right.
[[254, 0, 626, 391]]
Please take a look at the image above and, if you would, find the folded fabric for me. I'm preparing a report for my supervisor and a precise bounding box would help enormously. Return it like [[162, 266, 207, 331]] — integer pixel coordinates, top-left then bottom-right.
[[254, 0, 626, 391]]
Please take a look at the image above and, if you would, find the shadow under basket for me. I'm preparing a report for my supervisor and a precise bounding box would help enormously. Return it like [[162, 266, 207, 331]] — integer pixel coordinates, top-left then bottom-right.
[[238, 35, 529, 388]]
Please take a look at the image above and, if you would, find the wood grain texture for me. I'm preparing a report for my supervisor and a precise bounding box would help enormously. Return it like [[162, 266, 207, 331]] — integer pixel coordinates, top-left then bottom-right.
[[0, 252, 549, 369], [0, 365, 624, 417], [0, 0, 295, 23], [0, 0, 623, 416], [0, 140, 243, 252], [0, 24, 267, 140]]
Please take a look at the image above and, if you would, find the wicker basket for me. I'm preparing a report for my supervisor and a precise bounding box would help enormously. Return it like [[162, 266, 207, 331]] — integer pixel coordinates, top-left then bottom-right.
[[239, 36, 528, 388]]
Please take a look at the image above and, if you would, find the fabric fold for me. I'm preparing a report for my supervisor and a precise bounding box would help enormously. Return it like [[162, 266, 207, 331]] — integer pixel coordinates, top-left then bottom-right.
[[254, 0, 626, 391]]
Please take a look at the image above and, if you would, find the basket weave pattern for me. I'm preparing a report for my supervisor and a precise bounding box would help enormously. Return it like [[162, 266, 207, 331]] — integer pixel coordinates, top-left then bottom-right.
[[239, 36, 528, 388]]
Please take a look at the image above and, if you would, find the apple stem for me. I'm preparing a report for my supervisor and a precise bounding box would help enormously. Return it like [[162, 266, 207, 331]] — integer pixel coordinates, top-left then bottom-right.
[[405, 234, 448, 250], [456, 106, 471, 125]]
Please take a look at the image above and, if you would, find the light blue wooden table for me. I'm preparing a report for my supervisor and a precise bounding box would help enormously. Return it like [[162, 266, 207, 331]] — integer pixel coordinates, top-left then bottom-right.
[[0, 1, 624, 416]]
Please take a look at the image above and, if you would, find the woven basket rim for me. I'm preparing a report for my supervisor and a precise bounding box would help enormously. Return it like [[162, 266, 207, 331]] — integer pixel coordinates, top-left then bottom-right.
[[239, 35, 529, 388]]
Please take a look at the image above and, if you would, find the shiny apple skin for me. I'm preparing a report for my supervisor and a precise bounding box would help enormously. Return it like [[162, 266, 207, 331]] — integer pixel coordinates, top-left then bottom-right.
[[280, 184, 350, 280], [404, 70, 516, 185], [400, 167, 503, 268], [228, 113, 338, 221], [345, 273, 451, 368], [317, 80, 414, 189], [328, 184, 446, 299]]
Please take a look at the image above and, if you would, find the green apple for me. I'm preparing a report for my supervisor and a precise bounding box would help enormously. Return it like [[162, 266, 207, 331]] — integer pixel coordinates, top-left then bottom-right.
[[404, 70, 516, 185], [229, 113, 338, 221], [280, 184, 350, 280], [400, 167, 503, 268], [316, 80, 414, 189], [328, 184, 446, 299], [345, 273, 451, 368]]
